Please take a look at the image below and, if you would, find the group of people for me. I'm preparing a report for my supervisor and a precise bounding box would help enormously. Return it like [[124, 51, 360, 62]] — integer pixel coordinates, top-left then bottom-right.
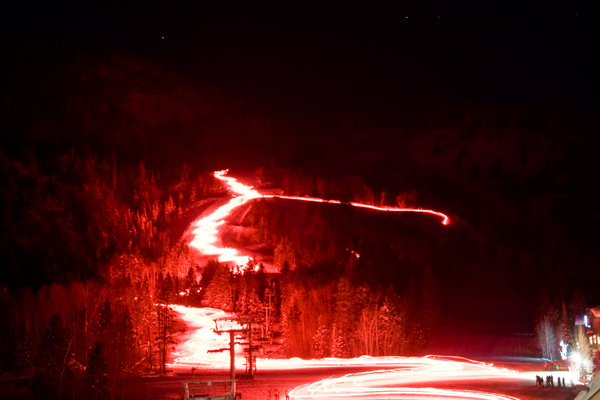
[[535, 375, 568, 387], [266, 388, 290, 400]]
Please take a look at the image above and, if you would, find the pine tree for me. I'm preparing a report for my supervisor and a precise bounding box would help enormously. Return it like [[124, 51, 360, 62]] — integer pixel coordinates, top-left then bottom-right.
[[115, 305, 136, 374], [85, 341, 109, 400], [36, 314, 69, 399], [576, 325, 593, 379], [132, 277, 155, 373], [274, 238, 297, 272], [281, 296, 303, 356], [536, 316, 557, 360], [356, 300, 379, 356], [560, 300, 573, 352], [184, 266, 198, 293], [91, 298, 114, 346], [203, 263, 233, 311], [155, 304, 172, 374], [417, 266, 441, 348], [236, 272, 263, 316], [163, 195, 176, 222], [535, 299, 560, 361], [331, 277, 357, 357], [16, 331, 32, 370], [379, 289, 405, 355], [313, 315, 332, 358]]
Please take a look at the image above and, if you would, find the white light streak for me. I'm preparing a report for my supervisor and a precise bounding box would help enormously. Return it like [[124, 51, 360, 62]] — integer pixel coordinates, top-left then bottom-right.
[[167, 306, 576, 400], [179, 173, 566, 399]]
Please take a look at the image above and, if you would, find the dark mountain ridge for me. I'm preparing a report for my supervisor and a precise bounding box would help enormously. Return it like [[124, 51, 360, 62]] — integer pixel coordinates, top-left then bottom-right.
[[2, 41, 599, 339]]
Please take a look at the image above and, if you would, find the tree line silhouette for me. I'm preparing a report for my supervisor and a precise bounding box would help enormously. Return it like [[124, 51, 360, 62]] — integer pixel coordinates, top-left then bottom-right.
[[0, 148, 222, 398]]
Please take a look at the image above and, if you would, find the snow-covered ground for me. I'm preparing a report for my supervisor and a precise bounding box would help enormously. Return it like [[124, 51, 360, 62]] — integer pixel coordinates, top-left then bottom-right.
[[164, 172, 583, 399], [158, 305, 582, 400]]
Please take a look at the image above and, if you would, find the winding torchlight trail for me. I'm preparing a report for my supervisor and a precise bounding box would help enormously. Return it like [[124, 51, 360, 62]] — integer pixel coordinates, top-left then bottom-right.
[[177, 171, 551, 399], [187, 170, 263, 266], [188, 170, 449, 266], [274, 194, 450, 226]]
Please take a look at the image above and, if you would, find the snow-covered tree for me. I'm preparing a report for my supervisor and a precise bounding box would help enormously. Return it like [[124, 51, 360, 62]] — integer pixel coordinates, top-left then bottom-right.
[[536, 316, 558, 361], [331, 277, 358, 357], [574, 325, 593, 380], [203, 263, 233, 311]]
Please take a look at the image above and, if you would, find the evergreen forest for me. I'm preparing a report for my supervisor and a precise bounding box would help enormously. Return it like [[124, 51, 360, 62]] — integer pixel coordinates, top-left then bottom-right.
[[1, 41, 599, 399]]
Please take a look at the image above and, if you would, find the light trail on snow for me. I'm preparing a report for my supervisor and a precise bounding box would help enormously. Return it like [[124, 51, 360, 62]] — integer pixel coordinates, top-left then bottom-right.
[[180, 173, 557, 399], [187, 170, 262, 266], [188, 170, 449, 267], [168, 306, 530, 400], [291, 381, 521, 400], [291, 385, 521, 400]]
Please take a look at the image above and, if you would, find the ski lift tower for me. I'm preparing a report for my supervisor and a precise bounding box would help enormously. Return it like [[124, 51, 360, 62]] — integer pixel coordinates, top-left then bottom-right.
[[183, 315, 266, 400], [211, 318, 248, 398]]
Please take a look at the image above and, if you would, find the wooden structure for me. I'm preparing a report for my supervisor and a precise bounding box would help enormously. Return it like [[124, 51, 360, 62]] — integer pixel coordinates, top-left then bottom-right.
[[182, 380, 235, 400]]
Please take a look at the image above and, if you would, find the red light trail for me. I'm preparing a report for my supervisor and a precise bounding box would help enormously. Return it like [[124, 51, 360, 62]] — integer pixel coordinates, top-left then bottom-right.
[[188, 170, 449, 267], [168, 306, 566, 400], [273, 194, 450, 225], [180, 172, 577, 399], [187, 170, 262, 266], [287, 361, 522, 400]]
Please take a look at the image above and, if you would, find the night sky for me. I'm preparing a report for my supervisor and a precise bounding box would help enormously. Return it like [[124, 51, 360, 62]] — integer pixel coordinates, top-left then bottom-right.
[[3, 2, 598, 119]]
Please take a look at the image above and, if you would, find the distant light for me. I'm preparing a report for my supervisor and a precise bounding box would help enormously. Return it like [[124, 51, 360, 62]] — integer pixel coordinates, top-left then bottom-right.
[[560, 340, 568, 360], [347, 249, 360, 259], [585, 315, 589, 328], [571, 352, 581, 363]]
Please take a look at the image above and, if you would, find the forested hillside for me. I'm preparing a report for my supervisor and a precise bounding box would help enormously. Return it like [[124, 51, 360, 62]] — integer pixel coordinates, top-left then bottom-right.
[[0, 43, 276, 398], [1, 38, 599, 398]]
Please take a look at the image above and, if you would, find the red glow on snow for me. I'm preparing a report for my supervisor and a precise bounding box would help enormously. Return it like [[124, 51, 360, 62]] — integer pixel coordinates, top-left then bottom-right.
[[180, 173, 578, 399], [188, 170, 449, 267], [188, 170, 262, 266], [168, 306, 574, 400], [287, 362, 521, 400], [169, 307, 514, 376]]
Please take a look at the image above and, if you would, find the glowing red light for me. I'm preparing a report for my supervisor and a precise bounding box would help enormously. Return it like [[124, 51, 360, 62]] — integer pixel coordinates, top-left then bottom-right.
[[188, 170, 450, 267], [168, 306, 577, 400], [188, 170, 262, 266], [272, 194, 450, 225], [179, 173, 583, 399]]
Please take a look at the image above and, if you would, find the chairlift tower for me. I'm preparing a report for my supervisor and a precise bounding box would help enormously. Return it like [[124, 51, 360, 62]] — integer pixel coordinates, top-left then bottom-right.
[[183, 315, 268, 400], [212, 319, 247, 397], [264, 286, 274, 341]]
